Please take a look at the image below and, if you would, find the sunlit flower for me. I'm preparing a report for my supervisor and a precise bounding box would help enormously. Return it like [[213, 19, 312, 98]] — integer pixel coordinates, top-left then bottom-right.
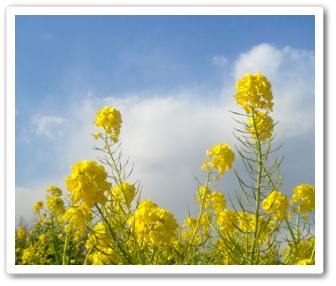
[[290, 184, 315, 213], [61, 204, 92, 242], [46, 185, 63, 197], [94, 106, 122, 143], [234, 73, 273, 113], [46, 196, 66, 216], [204, 144, 235, 176], [216, 209, 238, 233], [247, 110, 274, 141], [16, 226, 27, 240], [111, 182, 136, 208], [262, 190, 288, 221], [65, 160, 111, 208], [128, 199, 179, 247], [33, 200, 44, 214]]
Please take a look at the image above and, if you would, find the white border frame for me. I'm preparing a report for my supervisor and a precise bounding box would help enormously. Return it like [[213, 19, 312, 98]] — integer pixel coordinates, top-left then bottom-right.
[[6, 6, 324, 275]]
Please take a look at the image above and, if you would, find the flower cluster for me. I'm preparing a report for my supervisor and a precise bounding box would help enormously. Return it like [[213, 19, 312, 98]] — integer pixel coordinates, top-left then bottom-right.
[[196, 186, 226, 212], [65, 160, 111, 208], [110, 182, 136, 208], [61, 204, 92, 242], [235, 72, 273, 113], [234, 73, 275, 142], [284, 237, 315, 265], [262, 190, 288, 221], [246, 110, 274, 141], [128, 199, 178, 247], [290, 184, 315, 213], [202, 144, 235, 176], [86, 221, 122, 265], [94, 106, 122, 143], [46, 186, 65, 216], [216, 209, 238, 233]]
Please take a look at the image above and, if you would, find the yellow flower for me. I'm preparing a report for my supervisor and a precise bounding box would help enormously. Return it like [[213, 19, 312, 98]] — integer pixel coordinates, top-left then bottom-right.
[[128, 199, 178, 247], [205, 144, 235, 176], [46, 185, 63, 197], [284, 237, 315, 264], [94, 106, 122, 143], [290, 184, 315, 213], [16, 226, 27, 240], [65, 160, 111, 208], [234, 73, 273, 113], [216, 209, 238, 233], [46, 196, 66, 216], [38, 234, 48, 244], [197, 187, 226, 213], [61, 204, 92, 242], [111, 182, 136, 207], [33, 200, 44, 214], [247, 110, 274, 141], [262, 190, 288, 221], [209, 191, 226, 212]]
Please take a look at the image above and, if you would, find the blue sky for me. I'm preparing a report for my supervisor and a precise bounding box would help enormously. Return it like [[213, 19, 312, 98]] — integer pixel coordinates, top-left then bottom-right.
[[15, 13, 317, 225]]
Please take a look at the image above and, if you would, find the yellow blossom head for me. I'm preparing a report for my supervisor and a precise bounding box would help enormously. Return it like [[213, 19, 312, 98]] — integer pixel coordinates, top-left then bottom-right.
[[203, 144, 235, 176], [46, 185, 63, 197], [234, 73, 273, 113], [128, 199, 178, 247], [290, 184, 315, 213], [94, 106, 122, 143], [111, 182, 136, 208], [262, 190, 288, 221], [216, 209, 238, 233], [247, 110, 274, 141], [33, 200, 44, 214], [65, 160, 111, 208]]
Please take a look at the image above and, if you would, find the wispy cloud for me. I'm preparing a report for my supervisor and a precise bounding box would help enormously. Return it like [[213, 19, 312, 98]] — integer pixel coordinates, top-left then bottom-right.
[[212, 55, 229, 67], [32, 115, 68, 140]]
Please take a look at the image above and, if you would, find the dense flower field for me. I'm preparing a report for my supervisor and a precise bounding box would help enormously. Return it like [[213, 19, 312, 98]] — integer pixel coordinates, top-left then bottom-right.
[[15, 73, 315, 265]]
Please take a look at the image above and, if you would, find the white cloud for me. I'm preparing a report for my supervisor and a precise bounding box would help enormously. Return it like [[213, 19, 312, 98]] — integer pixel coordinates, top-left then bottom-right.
[[32, 115, 68, 140], [233, 43, 283, 80]]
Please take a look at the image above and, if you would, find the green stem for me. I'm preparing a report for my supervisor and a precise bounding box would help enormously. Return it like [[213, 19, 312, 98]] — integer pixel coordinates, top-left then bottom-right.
[[249, 109, 263, 264]]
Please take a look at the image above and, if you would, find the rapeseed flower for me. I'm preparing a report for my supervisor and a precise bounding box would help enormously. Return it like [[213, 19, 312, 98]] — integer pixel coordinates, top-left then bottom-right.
[[94, 106, 122, 143], [262, 190, 288, 221], [234, 73, 273, 113], [46, 196, 66, 216], [33, 200, 44, 214], [66, 160, 111, 208], [203, 144, 235, 176], [111, 182, 136, 208], [247, 110, 274, 141], [290, 184, 315, 213], [129, 199, 178, 247], [61, 204, 92, 242], [46, 185, 63, 197], [216, 209, 238, 233]]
